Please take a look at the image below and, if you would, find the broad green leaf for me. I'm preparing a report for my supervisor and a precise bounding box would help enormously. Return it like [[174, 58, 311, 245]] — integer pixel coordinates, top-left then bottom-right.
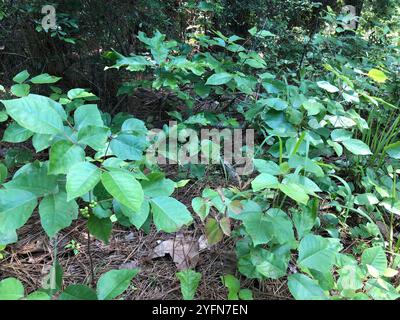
[[110, 134, 147, 161], [331, 129, 352, 142], [303, 99, 325, 116], [150, 196, 193, 233], [385, 141, 400, 159], [30, 73, 62, 84], [205, 72, 233, 85], [66, 162, 101, 201], [118, 200, 150, 229], [255, 251, 288, 280], [253, 159, 281, 175], [326, 115, 356, 128], [0, 163, 7, 184], [77, 126, 109, 151], [2, 122, 33, 143], [11, 84, 30, 97], [87, 216, 112, 244], [361, 246, 387, 275], [68, 88, 97, 100], [337, 265, 363, 291], [32, 133, 55, 152], [0, 111, 8, 122], [141, 173, 176, 197], [265, 209, 295, 245], [39, 192, 78, 238], [355, 193, 379, 206], [368, 69, 387, 83], [317, 81, 339, 93], [288, 273, 328, 300], [251, 173, 279, 192], [121, 118, 148, 136], [176, 269, 202, 300], [0, 278, 24, 300], [242, 211, 271, 246], [4, 162, 58, 196], [192, 197, 211, 221], [222, 274, 240, 300], [1, 94, 65, 134], [298, 235, 340, 273], [205, 217, 224, 245], [96, 269, 139, 300], [59, 285, 97, 300], [0, 189, 37, 237], [239, 289, 253, 300], [342, 139, 372, 155], [74, 104, 103, 130], [26, 291, 51, 300], [13, 70, 30, 84], [48, 140, 85, 175], [101, 171, 144, 212], [279, 183, 309, 205]]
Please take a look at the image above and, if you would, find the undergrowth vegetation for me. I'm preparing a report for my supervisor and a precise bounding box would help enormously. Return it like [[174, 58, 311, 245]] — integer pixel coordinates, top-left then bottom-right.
[[0, 0, 399, 300]]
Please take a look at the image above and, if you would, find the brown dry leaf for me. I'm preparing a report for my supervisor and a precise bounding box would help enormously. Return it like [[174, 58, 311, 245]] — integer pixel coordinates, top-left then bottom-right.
[[150, 234, 202, 270]]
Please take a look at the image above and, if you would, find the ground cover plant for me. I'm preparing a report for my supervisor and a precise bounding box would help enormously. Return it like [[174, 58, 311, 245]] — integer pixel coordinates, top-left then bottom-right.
[[0, 0, 399, 300]]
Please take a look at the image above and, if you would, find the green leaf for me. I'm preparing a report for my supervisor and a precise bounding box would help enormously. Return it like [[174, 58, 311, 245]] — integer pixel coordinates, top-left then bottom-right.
[[48, 140, 85, 175], [205, 72, 233, 85], [59, 285, 97, 300], [242, 211, 271, 246], [150, 196, 193, 233], [32, 133, 54, 152], [96, 269, 139, 300], [87, 216, 112, 244], [176, 269, 202, 300], [118, 200, 150, 229], [39, 192, 78, 238], [66, 162, 101, 201], [78, 126, 109, 151], [239, 289, 253, 300], [317, 81, 339, 93], [1, 94, 65, 134], [222, 274, 240, 300], [205, 218, 224, 245], [26, 291, 51, 300], [11, 84, 30, 97], [141, 173, 176, 197], [368, 69, 387, 83], [0, 278, 24, 300], [303, 99, 324, 116], [253, 159, 281, 175], [279, 183, 309, 205], [110, 134, 147, 161], [385, 141, 400, 159], [288, 273, 328, 300], [101, 171, 144, 212], [342, 139, 372, 155], [74, 104, 103, 130], [121, 118, 148, 136], [251, 173, 279, 192], [2, 122, 33, 143], [3, 162, 58, 196], [361, 246, 387, 275], [331, 129, 352, 142], [0, 189, 37, 241], [30, 73, 62, 84], [0, 163, 7, 184], [298, 235, 340, 273], [68, 88, 97, 100], [255, 251, 288, 280], [192, 197, 211, 221], [13, 70, 30, 84]]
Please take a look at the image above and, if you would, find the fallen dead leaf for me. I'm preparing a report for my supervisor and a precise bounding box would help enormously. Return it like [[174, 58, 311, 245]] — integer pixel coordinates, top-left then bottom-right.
[[150, 234, 208, 270]]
